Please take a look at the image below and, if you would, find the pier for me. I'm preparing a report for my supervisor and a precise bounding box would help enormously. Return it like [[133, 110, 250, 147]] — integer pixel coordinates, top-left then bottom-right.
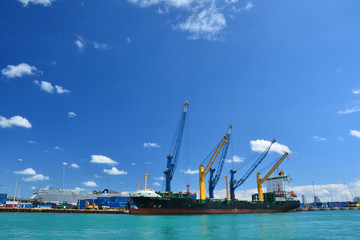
[[0, 207, 128, 214]]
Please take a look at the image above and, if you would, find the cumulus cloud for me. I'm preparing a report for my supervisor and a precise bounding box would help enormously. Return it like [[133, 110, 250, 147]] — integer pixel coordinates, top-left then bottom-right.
[[250, 139, 291, 154], [154, 182, 161, 186], [130, 162, 136, 166], [352, 89, 360, 94], [15, 168, 36, 175], [144, 142, 160, 148], [103, 167, 128, 175], [154, 176, 165, 180], [350, 130, 360, 139], [128, 0, 251, 40], [179, 4, 226, 40], [313, 136, 326, 142], [33, 80, 69, 94], [23, 174, 49, 182], [1, 63, 36, 78], [70, 163, 80, 169], [82, 181, 97, 187], [55, 85, 70, 94], [33, 80, 54, 93], [74, 187, 85, 192], [182, 168, 198, 175], [242, 1, 253, 11], [0, 116, 32, 128], [226, 155, 244, 163], [18, 0, 54, 7], [68, 112, 77, 118], [90, 155, 118, 165]]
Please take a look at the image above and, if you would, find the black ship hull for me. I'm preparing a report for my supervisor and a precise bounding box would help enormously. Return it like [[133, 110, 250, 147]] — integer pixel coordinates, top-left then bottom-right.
[[130, 196, 300, 215]]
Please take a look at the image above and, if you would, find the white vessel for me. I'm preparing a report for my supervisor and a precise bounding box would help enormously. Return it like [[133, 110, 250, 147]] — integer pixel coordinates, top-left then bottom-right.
[[31, 187, 126, 205]]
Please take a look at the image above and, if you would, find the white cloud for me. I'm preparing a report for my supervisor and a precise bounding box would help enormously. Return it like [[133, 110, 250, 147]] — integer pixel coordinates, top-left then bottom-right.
[[130, 162, 136, 166], [1, 63, 36, 78], [54, 146, 63, 150], [350, 130, 360, 139], [144, 142, 160, 148], [154, 182, 161, 186], [18, 0, 54, 7], [337, 106, 360, 114], [145, 161, 153, 164], [154, 176, 165, 180], [129, 0, 249, 41], [55, 85, 70, 94], [94, 175, 102, 178], [68, 112, 77, 118], [226, 155, 245, 163], [103, 167, 128, 175], [33, 80, 54, 93], [70, 163, 80, 169], [75, 36, 85, 50], [352, 89, 360, 94], [90, 155, 118, 165], [250, 139, 291, 154], [128, 0, 193, 8], [242, 1, 253, 11], [0, 116, 32, 129], [31, 186, 36, 190], [82, 181, 97, 187], [15, 168, 36, 175], [93, 41, 108, 50], [27, 140, 36, 144], [179, 4, 226, 40], [126, 37, 131, 43], [313, 136, 326, 142], [23, 174, 49, 182], [74, 187, 85, 192], [182, 168, 198, 175]]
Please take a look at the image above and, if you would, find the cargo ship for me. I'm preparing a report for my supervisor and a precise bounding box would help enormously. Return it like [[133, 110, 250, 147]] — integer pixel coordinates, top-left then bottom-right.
[[130, 102, 299, 214], [130, 171, 300, 214]]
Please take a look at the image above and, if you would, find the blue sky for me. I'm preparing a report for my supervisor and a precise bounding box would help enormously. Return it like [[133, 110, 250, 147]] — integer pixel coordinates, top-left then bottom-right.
[[1, 0, 360, 202]]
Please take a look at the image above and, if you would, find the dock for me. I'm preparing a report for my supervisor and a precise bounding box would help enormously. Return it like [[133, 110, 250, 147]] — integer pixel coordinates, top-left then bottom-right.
[[0, 207, 128, 214]]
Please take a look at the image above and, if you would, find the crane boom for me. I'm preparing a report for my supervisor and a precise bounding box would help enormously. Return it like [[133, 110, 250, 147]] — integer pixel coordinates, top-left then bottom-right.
[[256, 152, 289, 201], [230, 139, 276, 202], [199, 125, 231, 202], [209, 125, 231, 198], [164, 101, 189, 192]]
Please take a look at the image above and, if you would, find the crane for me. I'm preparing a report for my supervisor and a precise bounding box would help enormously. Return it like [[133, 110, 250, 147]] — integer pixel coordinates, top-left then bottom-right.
[[229, 139, 276, 202], [164, 101, 189, 192], [208, 125, 231, 198], [199, 125, 231, 202], [257, 152, 289, 201]]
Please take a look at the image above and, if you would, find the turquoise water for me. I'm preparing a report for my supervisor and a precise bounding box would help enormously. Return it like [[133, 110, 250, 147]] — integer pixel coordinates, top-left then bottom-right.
[[1, 211, 359, 239]]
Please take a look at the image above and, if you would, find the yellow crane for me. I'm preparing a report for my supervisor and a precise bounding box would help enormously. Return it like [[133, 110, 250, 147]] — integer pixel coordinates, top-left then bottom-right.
[[199, 125, 231, 202], [144, 174, 150, 191], [224, 175, 230, 201], [256, 152, 289, 202]]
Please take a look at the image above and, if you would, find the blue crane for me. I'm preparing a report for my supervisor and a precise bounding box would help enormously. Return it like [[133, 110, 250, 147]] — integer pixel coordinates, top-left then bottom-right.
[[208, 125, 232, 199], [229, 139, 276, 202], [164, 101, 189, 192]]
